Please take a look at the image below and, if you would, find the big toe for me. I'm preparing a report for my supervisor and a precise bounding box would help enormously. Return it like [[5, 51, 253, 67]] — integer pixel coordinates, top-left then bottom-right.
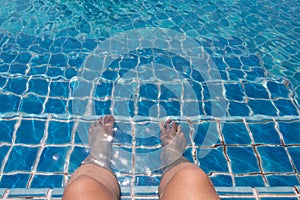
[[103, 115, 114, 127]]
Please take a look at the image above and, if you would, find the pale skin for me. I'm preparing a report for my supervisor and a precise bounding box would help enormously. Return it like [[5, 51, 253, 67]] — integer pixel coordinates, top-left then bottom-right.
[[63, 115, 219, 200]]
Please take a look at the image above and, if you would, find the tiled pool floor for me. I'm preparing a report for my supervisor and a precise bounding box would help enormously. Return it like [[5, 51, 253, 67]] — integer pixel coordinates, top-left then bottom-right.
[[0, 0, 300, 199]]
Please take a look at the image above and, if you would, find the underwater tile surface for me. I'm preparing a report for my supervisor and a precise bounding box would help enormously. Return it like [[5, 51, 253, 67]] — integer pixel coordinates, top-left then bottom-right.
[[0, 0, 299, 199]]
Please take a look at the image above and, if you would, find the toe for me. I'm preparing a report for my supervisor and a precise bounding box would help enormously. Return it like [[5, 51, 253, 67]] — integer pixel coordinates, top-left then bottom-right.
[[172, 121, 178, 131], [165, 119, 172, 129], [159, 121, 165, 130], [98, 117, 103, 125], [103, 115, 115, 126]]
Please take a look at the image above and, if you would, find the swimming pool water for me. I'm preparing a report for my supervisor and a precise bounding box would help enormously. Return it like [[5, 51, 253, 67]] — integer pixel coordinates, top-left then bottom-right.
[[0, 0, 299, 199]]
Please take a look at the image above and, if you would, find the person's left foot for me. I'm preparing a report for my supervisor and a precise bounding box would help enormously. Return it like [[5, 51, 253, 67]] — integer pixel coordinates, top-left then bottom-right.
[[83, 115, 115, 169], [160, 119, 187, 171]]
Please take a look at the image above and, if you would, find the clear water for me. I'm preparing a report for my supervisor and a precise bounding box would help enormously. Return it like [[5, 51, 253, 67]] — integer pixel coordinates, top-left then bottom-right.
[[0, 0, 299, 199]]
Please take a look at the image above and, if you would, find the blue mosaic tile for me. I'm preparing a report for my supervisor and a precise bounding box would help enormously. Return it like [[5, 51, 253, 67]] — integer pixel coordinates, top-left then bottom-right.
[[278, 122, 300, 144], [0, 145, 10, 163], [248, 122, 281, 144], [221, 122, 251, 144], [227, 147, 260, 174], [49, 81, 70, 97], [135, 125, 160, 146], [95, 82, 113, 98], [135, 176, 160, 187], [193, 122, 221, 146], [197, 147, 229, 174], [15, 52, 31, 64], [266, 175, 299, 187], [205, 100, 227, 116], [30, 54, 50, 66], [65, 67, 78, 79], [257, 146, 294, 173], [34, 35, 52, 50], [82, 39, 97, 50], [94, 100, 112, 115], [0, 174, 30, 188], [228, 101, 251, 116], [210, 174, 233, 187], [273, 99, 298, 116], [49, 53, 67, 67], [224, 56, 242, 69], [37, 146, 70, 172], [28, 65, 47, 75], [68, 146, 88, 173], [28, 78, 49, 95], [244, 83, 269, 99], [70, 80, 92, 97], [235, 175, 265, 187], [44, 98, 68, 114], [240, 55, 260, 67], [140, 84, 158, 99], [0, 75, 7, 89], [158, 100, 181, 116], [183, 147, 195, 163], [46, 121, 73, 144], [248, 100, 277, 116], [16, 119, 45, 144], [9, 63, 28, 75], [287, 147, 300, 172], [62, 38, 82, 52], [102, 69, 119, 80], [246, 67, 266, 81], [0, 120, 16, 142], [0, 52, 17, 63], [113, 122, 133, 146], [4, 146, 38, 172], [0, 94, 20, 113], [229, 69, 246, 80], [225, 83, 245, 101], [20, 94, 44, 114], [5, 77, 27, 95], [267, 81, 290, 98], [0, 0, 300, 194], [73, 121, 91, 145], [46, 67, 64, 77], [118, 175, 133, 188], [0, 64, 8, 73], [31, 175, 64, 188], [17, 33, 35, 49], [183, 101, 205, 116]]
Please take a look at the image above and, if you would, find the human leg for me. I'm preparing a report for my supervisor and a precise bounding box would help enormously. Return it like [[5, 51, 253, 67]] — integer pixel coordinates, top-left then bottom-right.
[[63, 115, 120, 200], [159, 120, 219, 200]]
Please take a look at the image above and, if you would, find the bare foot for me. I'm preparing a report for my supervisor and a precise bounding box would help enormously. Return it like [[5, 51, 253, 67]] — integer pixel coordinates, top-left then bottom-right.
[[89, 115, 115, 140], [84, 115, 115, 169], [160, 119, 187, 171], [159, 119, 185, 146]]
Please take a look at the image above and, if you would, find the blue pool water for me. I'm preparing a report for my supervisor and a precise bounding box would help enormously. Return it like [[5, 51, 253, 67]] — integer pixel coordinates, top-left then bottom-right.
[[0, 0, 300, 199]]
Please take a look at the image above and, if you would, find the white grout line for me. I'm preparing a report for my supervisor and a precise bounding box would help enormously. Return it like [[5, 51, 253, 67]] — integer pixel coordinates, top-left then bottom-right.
[[0, 116, 22, 183], [63, 118, 79, 186], [46, 188, 52, 200], [27, 114, 51, 187]]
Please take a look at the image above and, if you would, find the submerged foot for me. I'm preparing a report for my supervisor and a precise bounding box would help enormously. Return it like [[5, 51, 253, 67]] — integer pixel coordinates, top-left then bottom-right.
[[160, 119, 187, 171], [83, 115, 115, 169], [89, 115, 115, 139]]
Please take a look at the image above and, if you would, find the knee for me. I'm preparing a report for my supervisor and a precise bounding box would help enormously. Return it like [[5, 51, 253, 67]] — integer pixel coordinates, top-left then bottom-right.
[[175, 166, 209, 183], [63, 176, 116, 200]]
